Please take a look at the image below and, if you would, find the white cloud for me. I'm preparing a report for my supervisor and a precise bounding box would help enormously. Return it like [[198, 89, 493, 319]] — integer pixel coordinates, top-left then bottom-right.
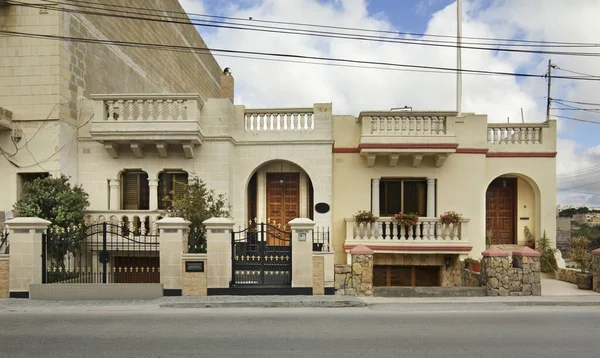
[[180, 0, 600, 205]]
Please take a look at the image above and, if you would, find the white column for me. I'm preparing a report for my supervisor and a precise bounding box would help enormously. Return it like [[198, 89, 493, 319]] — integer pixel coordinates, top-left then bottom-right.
[[427, 178, 436, 218], [148, 178, 159, 211], [109, 179, 120, 210], [5, 217, 51, 297], [257, 171, 266, 222], [289, 218, 315, 288], [157, 217, 190, 295], [204, 217, 235, 289], [299, 172, 308, 218], [371, 179, 380, 216]]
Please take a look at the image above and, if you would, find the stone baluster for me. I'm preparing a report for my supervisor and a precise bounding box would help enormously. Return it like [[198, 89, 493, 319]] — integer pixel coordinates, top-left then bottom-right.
[[167, 100, 174, 120], [383, 221, 391, 240], [431, 117, 438, 135], [534, 127, 541, 144], [354, 222, 360, 240], [147, 100, 154, 120], [156, 100, 164, 120], [452, 223, 459, 240], [391, 223, 398, 240], [415, 223, 422, 240], [399, 225, 406, 241], [107, 101, 115, 120], [438, 117, 446, 135], [436, 222, 442, 240], [487, 128, 492, 143], [126, 100, 134, 120], [375, 222, 383, 240], [525, 127, 532, 144], [177, 100, 184, 120], [136, 100, 144, 121]]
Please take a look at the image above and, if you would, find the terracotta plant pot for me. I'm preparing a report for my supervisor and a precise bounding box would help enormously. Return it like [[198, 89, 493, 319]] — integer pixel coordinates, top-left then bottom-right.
[[576, 273, 593, 290], [467, 262, 481, 273]]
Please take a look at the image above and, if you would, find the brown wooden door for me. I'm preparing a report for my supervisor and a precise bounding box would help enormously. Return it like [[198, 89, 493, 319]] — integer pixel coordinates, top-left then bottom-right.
[[486, 178, 516, 245], [266, 173, 299, 234]]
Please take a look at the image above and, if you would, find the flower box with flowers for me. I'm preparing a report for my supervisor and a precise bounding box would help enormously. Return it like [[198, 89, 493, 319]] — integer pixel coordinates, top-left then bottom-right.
[[392, 212, 419, 232], [440, 211, 462, 225], [354, 210, 378, 225]]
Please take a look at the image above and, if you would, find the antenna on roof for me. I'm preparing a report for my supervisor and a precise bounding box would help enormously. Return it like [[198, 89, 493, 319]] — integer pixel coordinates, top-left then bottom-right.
[[390, 106, 412, 111]]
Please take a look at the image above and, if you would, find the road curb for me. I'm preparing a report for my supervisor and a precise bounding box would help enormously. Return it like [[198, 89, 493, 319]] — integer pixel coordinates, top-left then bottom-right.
[[160, 300, 367, 309]]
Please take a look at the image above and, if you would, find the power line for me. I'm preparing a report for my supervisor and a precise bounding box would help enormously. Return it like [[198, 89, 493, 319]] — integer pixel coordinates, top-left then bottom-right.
[[555, 67, 600, 78], [52, 0, 600, 48], [551, 98, 600, 107], [11, 1, 600, 58], [1, 29, 570, 80], [551, 115, 600, 124]]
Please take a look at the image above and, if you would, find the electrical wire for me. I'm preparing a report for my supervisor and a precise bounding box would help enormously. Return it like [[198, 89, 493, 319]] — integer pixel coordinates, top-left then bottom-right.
[[51, 0, 600, 48], [551, 115, 600, 124], [551, 98, 600, 107], [8, 29, 600, 82], [10, 1, 600, 58]]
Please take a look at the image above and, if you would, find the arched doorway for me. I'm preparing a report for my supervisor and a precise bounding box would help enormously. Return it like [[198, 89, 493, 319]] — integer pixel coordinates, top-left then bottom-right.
[[246, 160, 314, 229], [486, 175, 538, 246]]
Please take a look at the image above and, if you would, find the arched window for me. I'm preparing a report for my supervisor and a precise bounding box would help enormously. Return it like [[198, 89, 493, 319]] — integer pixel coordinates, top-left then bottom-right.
[[121, 170, 149, 210], [158, 171, 188, 210]]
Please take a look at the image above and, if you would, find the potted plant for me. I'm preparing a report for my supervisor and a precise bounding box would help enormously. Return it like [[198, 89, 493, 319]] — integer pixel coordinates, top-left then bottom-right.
[[524, 226, 536, 249], [440, 211, 462, 225], [392, 212, 419, 232], [354, 210, 377, 225], [464, 257, 481, 272], [569, 235, 593, 290]]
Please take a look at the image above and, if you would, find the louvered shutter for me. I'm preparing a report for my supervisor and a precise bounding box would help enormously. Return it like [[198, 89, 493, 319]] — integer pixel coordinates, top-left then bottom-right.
[[122, 173, 140, 209], [172, 173, 188, 202]]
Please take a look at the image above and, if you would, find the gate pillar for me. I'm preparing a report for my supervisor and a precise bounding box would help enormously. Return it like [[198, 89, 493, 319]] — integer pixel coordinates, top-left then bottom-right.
[[204, 218, 235, 289], [289, 218, 315, 289], [157, 217, 190, 296], [5, 217, 51, 298]]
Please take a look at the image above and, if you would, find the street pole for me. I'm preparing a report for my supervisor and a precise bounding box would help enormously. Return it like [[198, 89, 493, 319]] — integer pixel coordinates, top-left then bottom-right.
[[456, 0, 462, 117], [546, 59, 552, 122]]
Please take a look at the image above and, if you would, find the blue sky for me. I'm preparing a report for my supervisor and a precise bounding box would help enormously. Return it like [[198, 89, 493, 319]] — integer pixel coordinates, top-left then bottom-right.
[[181, 0, 600, 206]]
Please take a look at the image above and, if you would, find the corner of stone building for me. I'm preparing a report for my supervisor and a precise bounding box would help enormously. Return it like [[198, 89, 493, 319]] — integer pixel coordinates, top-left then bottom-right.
[[220, 71, 234, 104]]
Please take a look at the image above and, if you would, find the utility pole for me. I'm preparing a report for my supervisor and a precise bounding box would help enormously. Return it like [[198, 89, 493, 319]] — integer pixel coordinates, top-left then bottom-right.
[[545, 59, 553, 122], [456, 0, 462, 117]]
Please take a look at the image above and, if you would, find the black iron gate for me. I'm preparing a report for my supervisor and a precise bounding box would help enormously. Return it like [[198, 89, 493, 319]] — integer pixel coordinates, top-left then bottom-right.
[[231, 222, 292, 286], [42, 222, 160, 284]]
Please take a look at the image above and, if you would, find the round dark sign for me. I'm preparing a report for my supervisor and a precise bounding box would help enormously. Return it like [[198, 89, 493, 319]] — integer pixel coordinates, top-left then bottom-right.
[[315, 202, 330, 214]]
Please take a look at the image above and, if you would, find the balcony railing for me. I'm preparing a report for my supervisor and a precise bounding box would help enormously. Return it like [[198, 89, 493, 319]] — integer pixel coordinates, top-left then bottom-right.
[[487, 124, 545, 145], [344, 217, 471, 253], [85, 210, 162, 234], [94, 94, 202, 122], [244, 108, 314, 131]]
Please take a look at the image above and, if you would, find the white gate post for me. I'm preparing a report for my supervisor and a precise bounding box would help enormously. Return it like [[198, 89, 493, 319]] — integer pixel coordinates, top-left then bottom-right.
[[204, 217, 235, 290], [289, 218, 315, 290]]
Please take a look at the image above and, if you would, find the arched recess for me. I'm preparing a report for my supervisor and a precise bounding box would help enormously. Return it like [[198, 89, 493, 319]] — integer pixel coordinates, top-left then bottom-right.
[[245, 160, 314, 228], [120, 169, 149, 210], [485, 173, 541, 246], [157, 169, 189, 210]]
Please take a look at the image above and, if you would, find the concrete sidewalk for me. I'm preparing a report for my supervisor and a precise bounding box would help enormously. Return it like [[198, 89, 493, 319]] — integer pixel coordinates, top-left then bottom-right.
[[2, 293, 600, 311]]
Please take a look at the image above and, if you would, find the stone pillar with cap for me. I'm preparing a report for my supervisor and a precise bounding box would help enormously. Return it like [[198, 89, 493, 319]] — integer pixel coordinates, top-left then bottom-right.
[[512, 246, 542, 296], [350, 245, 374, 297], [481, 247, 510, 296], [592, 248, 600, 293]]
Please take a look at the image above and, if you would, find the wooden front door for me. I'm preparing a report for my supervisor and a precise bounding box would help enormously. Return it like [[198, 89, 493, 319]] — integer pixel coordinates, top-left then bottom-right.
[[266, 173, 300, 234], [486, 178, 516, 245]]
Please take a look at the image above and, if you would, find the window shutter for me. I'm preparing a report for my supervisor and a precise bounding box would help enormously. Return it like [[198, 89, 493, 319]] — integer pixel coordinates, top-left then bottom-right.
[[122, 173, 139, 210], [172, 174, 188, 201]]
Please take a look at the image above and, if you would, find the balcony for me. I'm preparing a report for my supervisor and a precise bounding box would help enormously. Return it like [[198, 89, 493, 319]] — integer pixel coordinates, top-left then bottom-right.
[[344, 217, 472, 254], [357, 111, 459, 167], [90, 94, 203, 158], [486, 122, 556, 155]]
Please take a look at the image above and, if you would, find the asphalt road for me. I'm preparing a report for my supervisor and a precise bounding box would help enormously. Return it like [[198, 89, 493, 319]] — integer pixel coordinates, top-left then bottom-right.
[[1, 304, 599, 357]]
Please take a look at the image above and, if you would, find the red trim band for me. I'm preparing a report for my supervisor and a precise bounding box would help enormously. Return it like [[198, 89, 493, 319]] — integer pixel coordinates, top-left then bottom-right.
[[333, 147, 360, 153], [455, 148, 489, 154], [358, 143, 459, 150]]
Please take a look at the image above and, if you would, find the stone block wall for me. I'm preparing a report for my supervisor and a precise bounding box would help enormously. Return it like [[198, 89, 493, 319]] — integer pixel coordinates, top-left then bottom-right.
[[0, 255, 8, 298], [556, 217, 572, 261], [462, 268, 484, 287], [334, 246, 373, 296], [557, 268, 578, 284], [182, 254, 207, 296], [312, 255, 324, 296], [593, 250, 600, 293], [481, 247, 541, 296]]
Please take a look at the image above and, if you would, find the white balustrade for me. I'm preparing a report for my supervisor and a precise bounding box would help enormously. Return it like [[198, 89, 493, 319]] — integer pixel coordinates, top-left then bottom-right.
[[370, 115, 447, 136], [244, 109, 314, 131], [487, 124, 543, 144], [99, 95, 201, 122], [85, 211, 161, 234], [347, 217, 466, 243]]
